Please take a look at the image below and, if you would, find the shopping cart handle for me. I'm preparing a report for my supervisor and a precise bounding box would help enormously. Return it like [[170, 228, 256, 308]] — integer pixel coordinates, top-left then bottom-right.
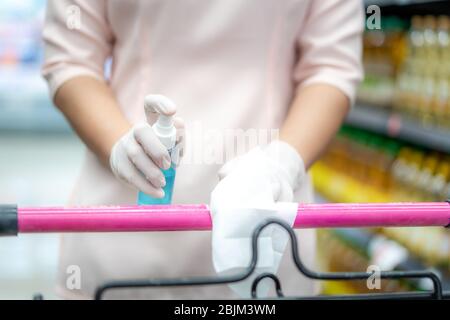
[[0, 205, 17, 236], [0, 202, 449, 236]]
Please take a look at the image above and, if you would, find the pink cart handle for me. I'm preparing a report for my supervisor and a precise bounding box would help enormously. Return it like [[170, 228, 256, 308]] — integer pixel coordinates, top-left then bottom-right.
[[0, 202, 447, 235]]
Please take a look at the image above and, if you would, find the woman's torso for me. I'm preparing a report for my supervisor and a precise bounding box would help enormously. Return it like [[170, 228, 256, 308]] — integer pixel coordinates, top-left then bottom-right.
[[58, 0, 317, 299]]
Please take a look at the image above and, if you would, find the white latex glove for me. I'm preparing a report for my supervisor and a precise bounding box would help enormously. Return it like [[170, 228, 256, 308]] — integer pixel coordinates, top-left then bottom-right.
[[109, 95, 184, 198], [216, 141, 305, 203], [210, 140, 306, 297]]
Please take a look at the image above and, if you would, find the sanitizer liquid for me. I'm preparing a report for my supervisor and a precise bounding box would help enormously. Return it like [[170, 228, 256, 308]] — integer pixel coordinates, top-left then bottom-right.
[[138, 156, 176, 205]]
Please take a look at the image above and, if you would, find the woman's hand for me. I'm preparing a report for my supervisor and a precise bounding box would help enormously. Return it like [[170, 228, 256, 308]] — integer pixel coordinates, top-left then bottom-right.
[[110, 123, 172, 198], [109, 103, 184, 198], [211, 140, 306, 207], [53, 77, 185, 198]]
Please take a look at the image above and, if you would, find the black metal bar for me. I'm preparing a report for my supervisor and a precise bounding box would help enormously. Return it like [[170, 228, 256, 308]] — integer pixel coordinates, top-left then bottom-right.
[[95, 219, 447, 300], [0, 204, 18, 236], [251, 273, 284, 299]]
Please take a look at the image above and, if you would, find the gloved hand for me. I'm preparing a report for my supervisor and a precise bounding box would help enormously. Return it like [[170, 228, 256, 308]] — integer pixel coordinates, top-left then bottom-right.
[[210, 140, 306, 298], [109, 95, 184, 198], [213, 140, 305, 205]]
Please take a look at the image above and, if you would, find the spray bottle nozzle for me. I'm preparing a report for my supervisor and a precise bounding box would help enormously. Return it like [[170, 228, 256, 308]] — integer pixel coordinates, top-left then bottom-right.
[[144, 94, 177, 150], [144, 95, 177, 120]]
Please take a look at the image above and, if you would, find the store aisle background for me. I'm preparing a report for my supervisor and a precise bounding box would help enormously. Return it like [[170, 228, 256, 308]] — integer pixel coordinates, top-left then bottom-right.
[[0, 134, 84, 299], [0, 0, 82, 299]]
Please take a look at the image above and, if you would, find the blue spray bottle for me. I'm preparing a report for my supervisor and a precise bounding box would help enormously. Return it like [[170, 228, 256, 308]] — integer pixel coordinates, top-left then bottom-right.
[[138, 95, 178, 205]]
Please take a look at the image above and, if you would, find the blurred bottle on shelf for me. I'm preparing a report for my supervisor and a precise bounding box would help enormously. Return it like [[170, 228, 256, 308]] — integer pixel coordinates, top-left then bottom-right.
[[435, 16, 450, 128], [359, 14, 450, 128], [409, 16, 425, 58], [360, 17, 407, 107]]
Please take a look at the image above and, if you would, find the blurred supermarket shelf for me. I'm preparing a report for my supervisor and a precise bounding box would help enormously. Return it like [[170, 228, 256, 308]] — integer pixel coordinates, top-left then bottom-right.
[[314, 180, 450, 287], [0, 66, 71, 133], [319, 227, 450, 292], [346, 104, 450, 154], [312, 138, 450, 279], [333, 229, 450, 290]]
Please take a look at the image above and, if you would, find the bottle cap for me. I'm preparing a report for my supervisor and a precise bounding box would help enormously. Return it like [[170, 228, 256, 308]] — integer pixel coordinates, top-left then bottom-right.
[[144, 95, 177, 149]]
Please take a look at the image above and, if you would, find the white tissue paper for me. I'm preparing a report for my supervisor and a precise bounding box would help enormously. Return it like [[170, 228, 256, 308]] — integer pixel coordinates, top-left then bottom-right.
[[210, 161, 297, 298]]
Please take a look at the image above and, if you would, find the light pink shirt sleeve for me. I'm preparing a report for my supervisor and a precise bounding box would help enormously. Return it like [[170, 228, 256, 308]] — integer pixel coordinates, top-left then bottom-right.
[[294, 0, 364, 104], [41, 0, 113, 99]]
